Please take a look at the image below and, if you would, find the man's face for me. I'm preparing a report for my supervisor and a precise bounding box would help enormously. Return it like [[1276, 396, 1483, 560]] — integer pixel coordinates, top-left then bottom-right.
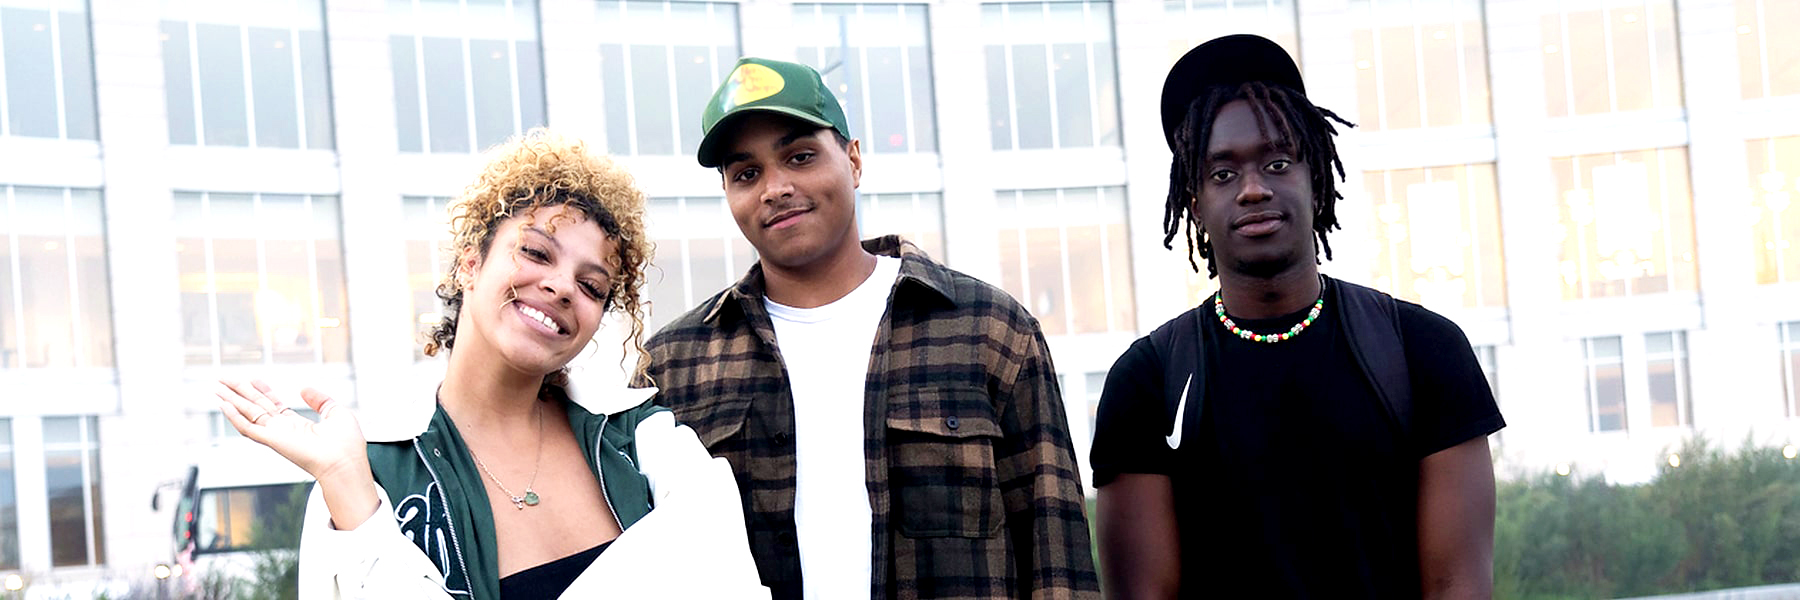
[[718, 113, 864, 272], [1193, 99, 1316, 279]]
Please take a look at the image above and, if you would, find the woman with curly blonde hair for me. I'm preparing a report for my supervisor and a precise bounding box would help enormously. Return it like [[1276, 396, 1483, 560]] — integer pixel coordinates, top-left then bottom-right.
[[216, 130, 766, 599]]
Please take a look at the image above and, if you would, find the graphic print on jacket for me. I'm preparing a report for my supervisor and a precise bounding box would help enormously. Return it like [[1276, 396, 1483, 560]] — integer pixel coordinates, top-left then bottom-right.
[[395, 481, 472, 595]]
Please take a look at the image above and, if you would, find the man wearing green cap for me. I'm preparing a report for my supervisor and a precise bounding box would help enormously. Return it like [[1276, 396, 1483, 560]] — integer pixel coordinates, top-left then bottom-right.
[[644, 57, 1099, 600]]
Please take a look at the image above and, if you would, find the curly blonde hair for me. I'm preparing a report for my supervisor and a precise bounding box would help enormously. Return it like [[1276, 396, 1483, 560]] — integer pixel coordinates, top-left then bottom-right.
[[424, 128, 652, 387]]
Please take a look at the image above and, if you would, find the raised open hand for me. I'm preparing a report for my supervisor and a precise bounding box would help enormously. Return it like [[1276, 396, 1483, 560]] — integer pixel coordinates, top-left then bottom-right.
[[216, 380, 370, 484]]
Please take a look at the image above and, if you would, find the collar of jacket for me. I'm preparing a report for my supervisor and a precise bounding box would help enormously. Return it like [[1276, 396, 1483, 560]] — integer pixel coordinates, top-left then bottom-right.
[[361, 370, 658, 443], [701, 234, 957, 325]]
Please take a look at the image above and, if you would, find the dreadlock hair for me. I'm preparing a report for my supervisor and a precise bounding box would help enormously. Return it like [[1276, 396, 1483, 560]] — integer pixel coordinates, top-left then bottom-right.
[[1162, 81, 1355, 278]]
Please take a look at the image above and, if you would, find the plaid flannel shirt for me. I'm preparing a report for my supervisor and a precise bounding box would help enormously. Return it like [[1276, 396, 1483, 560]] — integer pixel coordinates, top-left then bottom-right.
[[643, 236, 1099, 600]]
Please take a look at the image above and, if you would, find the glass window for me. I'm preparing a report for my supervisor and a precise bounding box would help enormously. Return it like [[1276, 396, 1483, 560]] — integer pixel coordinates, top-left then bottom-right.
[[1736, 0, 1800, 99], [404, 196, 452, 361], [43, 415, 101, 567], [1349, 0, 1491, 130], [1540, 0, 1683, 117], [0, 0, 96, 140], [0, 419, 14, 571], [1552, 147, 1698, 300], [596, 0, 739, 157], [996, 186, 1134, 336], [1366, 163, 1507, 309], [1645, 331, 1690, 428], [793, 3, 937, 154], [1781, 321, 1799, 418], [982, 1, 1121, 151], [1584, 336, 1625, 432], [194, 482, 307, 553], [175, 192, 349, 367], [390, 0, 545, 154], [856, 192, 946, 261], [1746, 135, 1800, 285], [161, 0, 334, 149], [1162, 0, 1298, 65], [0, 186, 114, 369], [643, 196, 755, 331]]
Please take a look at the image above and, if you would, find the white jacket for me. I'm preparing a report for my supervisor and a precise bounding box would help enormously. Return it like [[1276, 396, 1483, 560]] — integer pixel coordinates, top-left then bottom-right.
[[295, 381, 769, 599]]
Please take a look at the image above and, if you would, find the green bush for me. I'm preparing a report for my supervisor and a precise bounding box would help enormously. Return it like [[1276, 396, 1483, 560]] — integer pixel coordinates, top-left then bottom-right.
[[1496, 437, 1800, 599]]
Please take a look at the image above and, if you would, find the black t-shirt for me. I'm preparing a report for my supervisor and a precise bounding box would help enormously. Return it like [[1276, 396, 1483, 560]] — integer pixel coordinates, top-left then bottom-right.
[[1090, 281, 1504, 598]]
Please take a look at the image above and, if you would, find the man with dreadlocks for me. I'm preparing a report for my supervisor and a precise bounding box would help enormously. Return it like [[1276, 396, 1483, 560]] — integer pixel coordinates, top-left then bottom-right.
[[1088, 35, 1504, 598]]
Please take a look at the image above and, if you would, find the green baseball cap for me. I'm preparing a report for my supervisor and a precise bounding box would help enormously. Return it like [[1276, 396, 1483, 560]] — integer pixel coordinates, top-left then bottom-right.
[[696, 57, 852, 168]]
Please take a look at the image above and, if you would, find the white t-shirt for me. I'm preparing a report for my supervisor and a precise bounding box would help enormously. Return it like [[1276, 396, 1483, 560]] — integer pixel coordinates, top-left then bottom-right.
[[763, 255, 902, 600]]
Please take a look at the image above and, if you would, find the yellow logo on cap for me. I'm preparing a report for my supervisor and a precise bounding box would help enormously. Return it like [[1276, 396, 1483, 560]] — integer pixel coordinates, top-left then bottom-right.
[[722, 63, 785, 111]]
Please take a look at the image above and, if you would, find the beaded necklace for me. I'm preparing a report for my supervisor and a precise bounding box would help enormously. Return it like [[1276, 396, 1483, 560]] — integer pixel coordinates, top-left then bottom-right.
[[1214, 276, 1326, 344]]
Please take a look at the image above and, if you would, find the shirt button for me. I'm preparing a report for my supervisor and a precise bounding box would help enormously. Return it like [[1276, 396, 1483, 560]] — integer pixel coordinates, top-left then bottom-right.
[[945, 416, 960, 430], [432, 448, 442, 457], [774, 431, 790, 446]]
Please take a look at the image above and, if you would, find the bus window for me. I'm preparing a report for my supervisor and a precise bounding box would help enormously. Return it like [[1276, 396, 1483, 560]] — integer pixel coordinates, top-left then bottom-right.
[[195, 483, 307, 554]]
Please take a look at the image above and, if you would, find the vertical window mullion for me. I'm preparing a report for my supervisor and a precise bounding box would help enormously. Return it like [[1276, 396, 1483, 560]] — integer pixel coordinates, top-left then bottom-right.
[[1558, 7, 1574, 116], [459, 0, 478, 152], [1755, 0, 1771, 96], [410, 0, 431, 152], [288, 0, 309, 149], [0, 10, 12, 135], [506, 0, 523, 134], [1453, 1, 1472, 124], [855, 6, 877, 145], [1011, 192, 1032, 303], [48, 3, 68, 139], [1410, 1, 1429, 127], [1001, 6, 1020, 150], [79, 418, 95, 566], [1096, 188, 1116, 331], [4, 188, 26, 364], [202, 193, 223, 366], [254, 194, 275, 365], [678, 198, 696, 309], [304, 196, 325, 365], [1598, 5, 1618, 113], [1370, 0, 1389, 129], [189, 20, 208, 145], [1040, 4, 1061, 148], [897, 5, 917, 154], [239, 24, 259, 147], [1640, 0, 1659, 105], [663, 3, 681, 151], [619, 2, 639, 155], [1585, 340, 1597, 432], [61, 189, 85, 367], [1055, 189, 1076, 333], [1082, 1, 1102, 148], [1571, 156, 1590, 299]]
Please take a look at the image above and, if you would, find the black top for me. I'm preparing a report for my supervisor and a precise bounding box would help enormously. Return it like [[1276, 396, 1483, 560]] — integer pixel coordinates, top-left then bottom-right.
[[498, 540, 612, 600], [1090, 285, 1504, 598]]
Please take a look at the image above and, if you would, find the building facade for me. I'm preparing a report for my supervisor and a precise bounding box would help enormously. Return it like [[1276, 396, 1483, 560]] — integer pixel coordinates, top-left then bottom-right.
[[0, 0, 1794, 582]]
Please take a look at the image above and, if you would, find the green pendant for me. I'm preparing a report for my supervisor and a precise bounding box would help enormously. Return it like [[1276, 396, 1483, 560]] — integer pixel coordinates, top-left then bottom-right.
[[523, 491, 540, 506]]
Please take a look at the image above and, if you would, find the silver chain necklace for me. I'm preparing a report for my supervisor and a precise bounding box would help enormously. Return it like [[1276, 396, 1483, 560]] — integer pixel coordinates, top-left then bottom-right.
[[468, 400, 544, 510]]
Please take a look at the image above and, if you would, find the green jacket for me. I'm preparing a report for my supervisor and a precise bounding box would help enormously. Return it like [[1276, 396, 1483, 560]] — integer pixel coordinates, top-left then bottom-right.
[[299, 382, 662, 599]]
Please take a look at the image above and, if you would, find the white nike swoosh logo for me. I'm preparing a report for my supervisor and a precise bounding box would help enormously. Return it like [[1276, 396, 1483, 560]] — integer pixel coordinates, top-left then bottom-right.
[[1165, 374, 1193, 449]]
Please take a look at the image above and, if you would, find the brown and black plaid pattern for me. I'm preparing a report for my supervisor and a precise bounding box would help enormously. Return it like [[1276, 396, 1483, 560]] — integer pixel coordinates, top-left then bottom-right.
[[644, 236, 1099, 600]]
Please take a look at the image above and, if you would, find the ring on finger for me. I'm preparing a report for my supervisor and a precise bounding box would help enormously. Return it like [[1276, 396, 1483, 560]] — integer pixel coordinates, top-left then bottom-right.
[[252, 411, 273, 425]]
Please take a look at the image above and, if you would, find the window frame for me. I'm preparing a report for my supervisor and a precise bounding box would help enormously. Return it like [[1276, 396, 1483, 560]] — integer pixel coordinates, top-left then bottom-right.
[[174, 191, 349, 368], [981, 0, 1122, 152]]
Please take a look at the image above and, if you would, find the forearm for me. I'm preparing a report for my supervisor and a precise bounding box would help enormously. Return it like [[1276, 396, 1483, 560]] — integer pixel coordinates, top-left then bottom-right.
[[317, 461, 381, 531]]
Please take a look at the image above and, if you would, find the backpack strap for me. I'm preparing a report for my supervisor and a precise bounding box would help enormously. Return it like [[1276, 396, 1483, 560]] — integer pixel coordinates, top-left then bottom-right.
[[1147, 306, 1207, 449], [1334, 279, 1413, 439]]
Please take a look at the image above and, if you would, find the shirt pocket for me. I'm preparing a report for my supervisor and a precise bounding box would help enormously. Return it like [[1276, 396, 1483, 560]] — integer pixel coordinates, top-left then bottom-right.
[[885, 387, 1006, 539]]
